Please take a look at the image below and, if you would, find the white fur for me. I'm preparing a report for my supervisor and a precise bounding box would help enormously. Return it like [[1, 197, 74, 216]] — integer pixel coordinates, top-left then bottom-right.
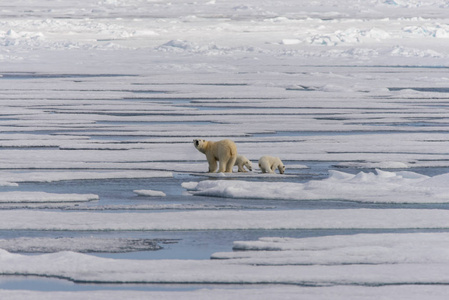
[[258, 156, 285, 174], [193, 139, 237, 173], [234, 155, 252, 172]]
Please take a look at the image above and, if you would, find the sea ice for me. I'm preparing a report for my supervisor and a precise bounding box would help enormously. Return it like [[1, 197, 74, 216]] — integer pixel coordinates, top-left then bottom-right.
[[1, 209, 449, 231], [0, 191, 98, 203], [0, 237, 163, 253], [3, 232, 449, 286], [2, 0, 449, 297], [134, 190, 166, 197], [0, 171, 172, 186], [1, 286, 449, 300], [213, 233, 449, 265], [184, 169, 449, 203]]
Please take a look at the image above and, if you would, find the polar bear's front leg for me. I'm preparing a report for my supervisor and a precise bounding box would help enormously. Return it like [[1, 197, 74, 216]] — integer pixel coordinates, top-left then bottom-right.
[[237, 164, 246, 172], [207, 155, 218, 173], [217, 159, 227, 173]]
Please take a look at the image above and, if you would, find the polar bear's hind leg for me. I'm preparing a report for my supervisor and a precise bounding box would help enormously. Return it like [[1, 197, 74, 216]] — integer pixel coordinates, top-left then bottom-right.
[[217, 160, 227, 173], [226, 155, 237, 173]]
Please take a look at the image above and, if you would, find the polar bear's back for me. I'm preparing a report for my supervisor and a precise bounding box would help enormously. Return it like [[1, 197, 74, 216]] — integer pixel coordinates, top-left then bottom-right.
[[258, 155, 280, 165], [211, 139, 237, 158], [258, 155, 285, 174]]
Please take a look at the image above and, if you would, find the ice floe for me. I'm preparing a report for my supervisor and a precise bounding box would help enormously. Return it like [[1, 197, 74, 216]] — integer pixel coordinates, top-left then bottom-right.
[[2, 0, 449, 297], [3, 233, 449, 298], [1, 209, 449, 231], [184, 169, 449, 203], [0, 192, 98, 203], [134, 190, 166, 197], [0, 237, 165, 253], [0, 171, 172, 186], [1, 286, 449, 300], [3, 233, 449, 286], [335, 161, 410, 169], [213, 233, 449, 265]]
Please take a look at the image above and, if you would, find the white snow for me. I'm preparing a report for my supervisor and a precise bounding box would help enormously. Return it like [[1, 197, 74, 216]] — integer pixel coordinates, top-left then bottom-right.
[[2, 232, 449, 287], [335, 161, 410, 169], [133, 189, 166, 197], [0, 209, 449, 231], [0, 192, 98, 203], [0, 171, 172, 185], [2, 0, 449, 298], [214, 233, 449, 265], [184, 169, 449, 203], [2, 286, 449, 300], [0, 237, 162, 253]]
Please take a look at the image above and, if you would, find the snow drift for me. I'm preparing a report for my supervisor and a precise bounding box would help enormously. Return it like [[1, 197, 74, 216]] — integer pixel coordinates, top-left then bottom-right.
[[184, 169, 449, 203]]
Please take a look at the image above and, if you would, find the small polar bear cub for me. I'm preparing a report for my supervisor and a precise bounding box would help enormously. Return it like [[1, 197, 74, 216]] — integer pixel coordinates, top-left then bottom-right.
[[193, 139, 237, 173], [258, 156, 286, 174], [234, 154, 252, 172]]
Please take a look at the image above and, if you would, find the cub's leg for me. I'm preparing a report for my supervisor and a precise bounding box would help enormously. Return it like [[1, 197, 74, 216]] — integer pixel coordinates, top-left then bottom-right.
[[259, 160, 273, 173]]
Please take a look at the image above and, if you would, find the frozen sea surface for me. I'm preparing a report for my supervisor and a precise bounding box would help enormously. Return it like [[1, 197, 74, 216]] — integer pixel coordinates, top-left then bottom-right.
[[2, 0, 449, 298]]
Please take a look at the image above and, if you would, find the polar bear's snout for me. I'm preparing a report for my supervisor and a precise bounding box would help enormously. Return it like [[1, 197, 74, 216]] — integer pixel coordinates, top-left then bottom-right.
[[194, 139, 205, 148], [279, 165, 285, 174], [245, 160, 253, 171]]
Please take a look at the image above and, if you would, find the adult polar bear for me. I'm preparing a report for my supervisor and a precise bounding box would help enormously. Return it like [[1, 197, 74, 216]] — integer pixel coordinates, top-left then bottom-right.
[[193, 139, 237, 173]]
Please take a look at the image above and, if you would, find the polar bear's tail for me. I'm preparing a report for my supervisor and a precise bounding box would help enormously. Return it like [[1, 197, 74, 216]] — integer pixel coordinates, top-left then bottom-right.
[[226, 147, 237, 173], [229, 147, 237, 158]]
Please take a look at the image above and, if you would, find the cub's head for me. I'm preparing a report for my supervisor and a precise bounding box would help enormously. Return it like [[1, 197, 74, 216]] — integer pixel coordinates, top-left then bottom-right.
[[243, 158, 253, 171], [278, 163, 286, 174], [193, 139, 207, 153]]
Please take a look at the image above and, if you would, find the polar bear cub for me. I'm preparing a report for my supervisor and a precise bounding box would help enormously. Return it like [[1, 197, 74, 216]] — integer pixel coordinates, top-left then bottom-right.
[[234, 154, 252, 172], [193, 139, 237, 173], [258, 156, 285, 174]]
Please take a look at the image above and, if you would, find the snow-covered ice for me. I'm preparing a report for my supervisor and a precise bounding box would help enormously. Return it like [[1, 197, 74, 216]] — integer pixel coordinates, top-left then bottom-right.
[[2, 0, 449, 298], [0, 237, 163, 253], [215, 233, 449, 265], [2, 232, 449, 287], [184, 169, 449, 203], [134, 189, 166, 197], [0, 191, 98, 203], [1, 209, 449, 231], [0, 171, 172, 186], [3, 286, 449, 300]]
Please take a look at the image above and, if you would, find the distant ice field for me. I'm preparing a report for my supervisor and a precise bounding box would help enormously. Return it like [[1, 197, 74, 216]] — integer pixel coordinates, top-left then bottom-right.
[[2, 0, 449, 298]]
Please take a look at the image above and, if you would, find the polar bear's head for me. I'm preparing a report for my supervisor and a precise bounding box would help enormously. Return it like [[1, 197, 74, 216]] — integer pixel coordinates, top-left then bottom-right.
[[193, 139, 207, 154], [278, 162, 286, 174], [243, 158, 252, 171]]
